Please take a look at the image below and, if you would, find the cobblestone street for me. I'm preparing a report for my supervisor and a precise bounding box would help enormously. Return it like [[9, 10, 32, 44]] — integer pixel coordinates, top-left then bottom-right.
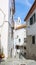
[[0, 57, 36, 65]]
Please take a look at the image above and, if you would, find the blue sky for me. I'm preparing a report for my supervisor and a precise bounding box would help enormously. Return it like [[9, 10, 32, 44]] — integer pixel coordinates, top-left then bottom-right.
[[14, 0, 34, 24]]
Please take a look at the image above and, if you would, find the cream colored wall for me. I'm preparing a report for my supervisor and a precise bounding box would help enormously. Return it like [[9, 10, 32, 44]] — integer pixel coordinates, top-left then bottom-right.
[[26, 9, 36, 36], [0, 22, 8, 59], [27, 35, 36, 58], [14, 28, 26, 57], [14, 28, 26, 46], [26, 9, 36, 58]]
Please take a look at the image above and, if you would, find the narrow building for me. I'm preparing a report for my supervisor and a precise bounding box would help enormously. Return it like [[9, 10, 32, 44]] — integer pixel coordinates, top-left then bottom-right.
[[0, 0, 15, 59]]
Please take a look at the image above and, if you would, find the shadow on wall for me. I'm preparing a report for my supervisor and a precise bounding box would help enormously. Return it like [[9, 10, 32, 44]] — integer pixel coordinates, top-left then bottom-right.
[[24, 50, 36, 61]]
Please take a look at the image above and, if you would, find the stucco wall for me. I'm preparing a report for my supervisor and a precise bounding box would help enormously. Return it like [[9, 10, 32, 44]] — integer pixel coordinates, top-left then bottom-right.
[[14, 28, 26, 46], [26, 9, 36, 36], [0, 22, 8, 59], [14, 28, 26, 57], [26, 9, 36, 59], [0, 0, 9, 21], [27, 35, 36, 58]]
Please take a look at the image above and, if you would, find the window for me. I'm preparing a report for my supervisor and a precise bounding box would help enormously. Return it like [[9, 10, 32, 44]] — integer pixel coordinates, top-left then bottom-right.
[[11, 27, 13, 37], [30, 16, 33, 25], [17, 35, 18, 38], [24, 38, 27, 43], [33, 13, 35, 22], [24, 46, 26, 49], [0, 49, 1, 53], [16, 46, 19, 49], [19, 19, 20, 23], [24, 52, 26, 56], [30, 13, 36, 25], [32, 36, 35, 44], [10, 8, 11, 15], [19, 39, 21, 42]]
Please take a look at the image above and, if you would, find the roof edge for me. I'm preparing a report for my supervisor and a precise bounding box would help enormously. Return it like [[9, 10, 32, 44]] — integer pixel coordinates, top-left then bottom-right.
[[15, 24, 26, 30], [24, 1, 36, 21]]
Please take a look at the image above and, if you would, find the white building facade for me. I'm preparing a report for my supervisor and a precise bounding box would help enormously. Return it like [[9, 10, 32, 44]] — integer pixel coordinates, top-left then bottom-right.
[[14, 18, 26, 58], [24, 1, 36, 59], [0, 0, 15, 59], [0, 0, 9, 59]]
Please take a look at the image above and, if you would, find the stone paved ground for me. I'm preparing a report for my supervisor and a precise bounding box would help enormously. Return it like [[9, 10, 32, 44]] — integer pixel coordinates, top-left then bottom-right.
[[0, 57, 36, 65]]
